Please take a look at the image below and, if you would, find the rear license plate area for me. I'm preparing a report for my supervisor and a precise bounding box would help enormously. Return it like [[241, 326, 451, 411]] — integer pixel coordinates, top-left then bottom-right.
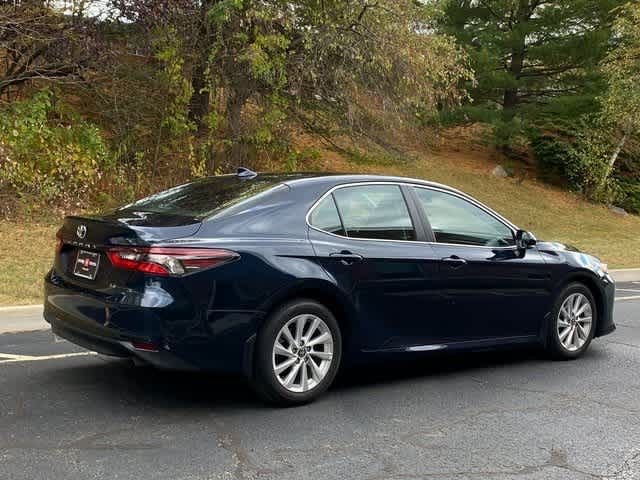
[[73, 250, 100, 280]]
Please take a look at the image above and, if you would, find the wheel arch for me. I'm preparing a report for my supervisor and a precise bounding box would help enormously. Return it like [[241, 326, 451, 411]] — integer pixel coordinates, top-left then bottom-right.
[[554, 271, 606, 337], [257, 279, 357, 343]]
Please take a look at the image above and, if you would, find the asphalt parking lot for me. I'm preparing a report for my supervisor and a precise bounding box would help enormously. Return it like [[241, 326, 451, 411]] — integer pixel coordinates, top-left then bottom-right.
[[1, 284, 640, 480]]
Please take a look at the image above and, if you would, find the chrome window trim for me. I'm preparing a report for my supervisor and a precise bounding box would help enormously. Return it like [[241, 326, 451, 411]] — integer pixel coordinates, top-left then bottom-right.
[[305, 181, 520, 250]]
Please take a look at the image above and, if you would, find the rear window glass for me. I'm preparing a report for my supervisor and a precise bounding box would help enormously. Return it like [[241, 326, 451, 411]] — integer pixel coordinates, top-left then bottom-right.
[[119, 176, 284, 219]]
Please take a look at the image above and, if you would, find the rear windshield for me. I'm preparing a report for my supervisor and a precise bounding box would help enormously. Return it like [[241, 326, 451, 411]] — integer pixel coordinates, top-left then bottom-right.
[[118, 175, 285, 219]]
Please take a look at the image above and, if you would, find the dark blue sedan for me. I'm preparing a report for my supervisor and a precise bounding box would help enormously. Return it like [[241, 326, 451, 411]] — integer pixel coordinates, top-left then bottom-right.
[[44, 170, 616, 404]]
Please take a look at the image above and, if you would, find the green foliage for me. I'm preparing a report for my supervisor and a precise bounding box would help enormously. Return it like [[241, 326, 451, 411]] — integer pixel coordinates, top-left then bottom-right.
[[531, 127, 620, 203], [437, 0, 640, 213], [252, 94, 288, 150], [567, 129, 619, 202], [531, 135, 574, 184], [618, 179, 640, 214], [0, 90, 111, 207], [201, 0, 472, 166], [439, 0, 625, 144], [283, 148, 321, 172], [242, 33, 290, 88], [153, 29, 195, 141], [208, 0, 243, 23], [1, 0, 637, 218], [601, 2, 640, 139], [148, 27, 197, 181], [491, 116, 526, 152], [344, 149, 409, 168], [0, 0, 474, 205]]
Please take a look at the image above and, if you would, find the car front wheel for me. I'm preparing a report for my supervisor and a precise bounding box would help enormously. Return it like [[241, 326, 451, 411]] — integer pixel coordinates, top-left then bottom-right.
[[253, 299, 342, 405], [546, 282, 596, 359]]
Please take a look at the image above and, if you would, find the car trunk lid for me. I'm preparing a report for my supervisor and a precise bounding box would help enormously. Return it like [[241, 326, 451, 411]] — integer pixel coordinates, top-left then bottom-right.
[[55, 212, 202, 290]]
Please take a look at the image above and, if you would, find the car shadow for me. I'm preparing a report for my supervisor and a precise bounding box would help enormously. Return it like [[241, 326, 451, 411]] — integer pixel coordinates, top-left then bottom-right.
[[334, 347, 545, 390], [38, 345, 579, 411]]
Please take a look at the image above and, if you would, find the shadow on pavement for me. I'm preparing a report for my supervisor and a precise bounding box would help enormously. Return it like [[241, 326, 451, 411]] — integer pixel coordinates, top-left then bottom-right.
[[27, 345, 592, 411]]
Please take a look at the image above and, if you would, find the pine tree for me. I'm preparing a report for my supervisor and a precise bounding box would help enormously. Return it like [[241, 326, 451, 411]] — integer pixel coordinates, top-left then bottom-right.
[[439, 0, 625, 131]]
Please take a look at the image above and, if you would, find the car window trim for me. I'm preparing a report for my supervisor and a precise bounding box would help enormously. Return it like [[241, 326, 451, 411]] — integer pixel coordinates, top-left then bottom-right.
[[329, 192, 347, 236], [403, 185, 435, 242], [410, 184, 518, 248], [306, 181, 519, 249]]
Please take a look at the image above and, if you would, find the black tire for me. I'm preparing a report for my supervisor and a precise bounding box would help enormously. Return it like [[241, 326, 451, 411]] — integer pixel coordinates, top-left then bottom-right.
[[545, 282, 597, 360], [252, 299, 342, 406]]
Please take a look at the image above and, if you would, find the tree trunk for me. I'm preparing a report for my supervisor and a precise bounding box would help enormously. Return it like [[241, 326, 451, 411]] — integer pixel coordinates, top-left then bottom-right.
[[503, 37, 523, 111], [500, 44, 524, 155], [502, 0, 529, 115], [188, 0, 214, 132], [225, 86, 251, 169], [602, 130, 629, 184], [609, 131, 628, 169], [189, 59, 210, 132], [502, 43, 525, 113], [503, 82, 520, 111]]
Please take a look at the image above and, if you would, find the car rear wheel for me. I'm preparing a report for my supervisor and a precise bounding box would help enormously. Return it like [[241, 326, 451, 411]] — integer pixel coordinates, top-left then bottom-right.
[[546, 282, 596, 359], [253, 299, 342, 405]]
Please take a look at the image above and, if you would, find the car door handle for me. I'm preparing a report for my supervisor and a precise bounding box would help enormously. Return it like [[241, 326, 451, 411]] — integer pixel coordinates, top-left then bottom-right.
[[330, 251, 363, 265], [442, 256, 467, 268]]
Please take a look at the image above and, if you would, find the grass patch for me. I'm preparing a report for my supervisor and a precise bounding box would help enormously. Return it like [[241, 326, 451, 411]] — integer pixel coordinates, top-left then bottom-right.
[[0, 221, 58, 306], [343, 148, 409, 168], [1, 148, 639, 306]]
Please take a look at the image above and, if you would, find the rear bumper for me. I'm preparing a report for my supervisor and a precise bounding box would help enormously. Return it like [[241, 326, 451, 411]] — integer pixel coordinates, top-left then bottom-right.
[[44, 269, 262, 373], [46, 313, 196, 370]]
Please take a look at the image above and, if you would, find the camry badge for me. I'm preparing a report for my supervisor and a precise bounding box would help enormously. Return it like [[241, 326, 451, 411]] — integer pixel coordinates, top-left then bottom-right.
[[76, 225, 87, 239]]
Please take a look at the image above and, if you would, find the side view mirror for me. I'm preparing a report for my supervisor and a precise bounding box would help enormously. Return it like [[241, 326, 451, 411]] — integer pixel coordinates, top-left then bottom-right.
[[516, 230, 537, 250]]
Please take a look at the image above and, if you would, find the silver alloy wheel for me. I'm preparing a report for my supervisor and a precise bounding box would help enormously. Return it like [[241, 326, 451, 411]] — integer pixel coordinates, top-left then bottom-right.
[[272, 314, 334, 393], [557, 293, 593, 352]]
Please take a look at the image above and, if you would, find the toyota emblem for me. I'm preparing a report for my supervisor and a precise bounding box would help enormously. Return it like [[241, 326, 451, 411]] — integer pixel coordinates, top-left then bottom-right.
[[76, 225, 87, 239]]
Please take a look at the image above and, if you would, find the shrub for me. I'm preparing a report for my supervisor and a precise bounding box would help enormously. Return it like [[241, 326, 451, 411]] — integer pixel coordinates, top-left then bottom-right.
[[530, 134, 573, 184], [566, 128, 620, 203], [618, 179, 640, 214], [531, 130, 621, 205], [0, 90, 111, 209]]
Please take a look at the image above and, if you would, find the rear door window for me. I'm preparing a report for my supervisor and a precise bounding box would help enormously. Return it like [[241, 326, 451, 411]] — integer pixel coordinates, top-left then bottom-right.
[[332, 185, 416, 241]]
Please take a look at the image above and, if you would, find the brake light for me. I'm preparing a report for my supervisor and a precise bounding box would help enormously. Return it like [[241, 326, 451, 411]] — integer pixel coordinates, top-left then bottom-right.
[[55, 232, 63, 253], [130, 341, 159, 352], [107, 247, 238, 276]]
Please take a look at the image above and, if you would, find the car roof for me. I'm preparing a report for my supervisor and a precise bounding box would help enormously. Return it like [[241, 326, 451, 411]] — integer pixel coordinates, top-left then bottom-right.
[[210, 171, 463, 195], [278, 172, 465, 195]]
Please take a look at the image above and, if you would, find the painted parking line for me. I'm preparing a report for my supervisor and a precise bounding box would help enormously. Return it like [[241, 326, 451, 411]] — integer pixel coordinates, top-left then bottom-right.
[[616, 295, 640, 302], [0, 351, 97, 364], [617, 288, 640, 293]]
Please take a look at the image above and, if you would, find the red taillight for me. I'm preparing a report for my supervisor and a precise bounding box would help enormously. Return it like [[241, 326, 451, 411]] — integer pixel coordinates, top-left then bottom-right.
[[55, 232, 63, 254], [107, 247, 238, 276], [131, 341, 159, 352]]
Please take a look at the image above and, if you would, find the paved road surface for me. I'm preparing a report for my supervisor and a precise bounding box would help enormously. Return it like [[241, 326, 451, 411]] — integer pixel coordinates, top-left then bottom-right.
[[1, 284, 640, 479]]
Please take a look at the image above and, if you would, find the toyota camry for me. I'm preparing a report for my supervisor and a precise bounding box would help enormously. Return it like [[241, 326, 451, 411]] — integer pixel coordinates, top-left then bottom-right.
[[44, 169, 616, 404]]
